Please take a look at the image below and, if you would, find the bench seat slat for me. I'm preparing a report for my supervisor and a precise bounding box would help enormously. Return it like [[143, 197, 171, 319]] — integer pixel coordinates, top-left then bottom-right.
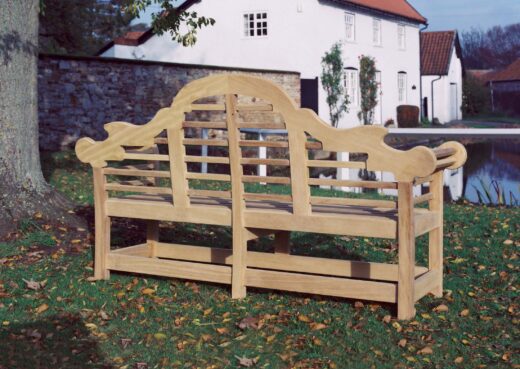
[[105, 195, 440, 239]]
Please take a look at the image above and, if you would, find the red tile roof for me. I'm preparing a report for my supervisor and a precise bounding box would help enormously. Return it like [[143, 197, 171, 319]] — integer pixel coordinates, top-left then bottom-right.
[[328, 0, 427, 23], [114, 31, 147, 46], [421, 31, 457, 75], [486, 58, 520, 82]]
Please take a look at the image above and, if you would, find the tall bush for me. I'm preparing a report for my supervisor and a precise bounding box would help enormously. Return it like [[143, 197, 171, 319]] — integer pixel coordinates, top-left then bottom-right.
[[462, 74, 490, 116], [358, 55, 378, 125], [321, 43, 350, 128]]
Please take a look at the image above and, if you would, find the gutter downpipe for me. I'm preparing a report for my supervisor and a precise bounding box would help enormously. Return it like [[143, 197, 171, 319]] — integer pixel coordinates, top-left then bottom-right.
[[431, 75, 442, 122], [419, 22, 429, 120]]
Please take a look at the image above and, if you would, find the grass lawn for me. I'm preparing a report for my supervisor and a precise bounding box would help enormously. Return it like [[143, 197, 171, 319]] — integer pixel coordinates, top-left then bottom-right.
[[0, 150, 518, 369]]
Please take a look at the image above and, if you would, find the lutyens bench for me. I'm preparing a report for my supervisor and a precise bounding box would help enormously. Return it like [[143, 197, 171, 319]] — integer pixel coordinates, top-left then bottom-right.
[[76, 74, 467, 320]]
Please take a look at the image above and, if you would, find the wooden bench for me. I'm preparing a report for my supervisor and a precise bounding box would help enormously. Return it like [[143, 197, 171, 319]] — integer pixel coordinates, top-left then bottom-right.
[[75, 74, 467, 320]]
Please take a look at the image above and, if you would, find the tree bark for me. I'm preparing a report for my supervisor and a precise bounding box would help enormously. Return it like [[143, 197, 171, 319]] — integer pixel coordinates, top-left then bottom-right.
[[0, 0, 82, 236]]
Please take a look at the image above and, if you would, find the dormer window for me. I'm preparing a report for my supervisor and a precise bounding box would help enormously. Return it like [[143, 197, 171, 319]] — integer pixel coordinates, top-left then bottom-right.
[[244, 12, 268, 37]]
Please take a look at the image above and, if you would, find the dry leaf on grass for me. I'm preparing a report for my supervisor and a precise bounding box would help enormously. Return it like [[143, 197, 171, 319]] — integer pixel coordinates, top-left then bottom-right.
[[433, 304, 449, 313], [235, 355, 258, 367], [23, 279, 47, 291], [35, 303, 49, 314], [238, 316, 259, 330]]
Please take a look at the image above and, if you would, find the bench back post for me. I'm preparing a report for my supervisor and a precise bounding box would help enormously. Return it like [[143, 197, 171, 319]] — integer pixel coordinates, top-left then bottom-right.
[[226, 93, 248, 298], [428, 170, 444, 296], [397, 181, 416, 320]]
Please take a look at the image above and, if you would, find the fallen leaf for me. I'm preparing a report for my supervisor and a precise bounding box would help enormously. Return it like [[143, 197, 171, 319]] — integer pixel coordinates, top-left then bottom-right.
[[85, 323, 97, 330], [398, 339, 407, 348], [418, 346, 433, 355], [451, 258, 466, 264], [298, 314, 311, 322], [136, 362, 148, 369], [503, 239, 513, 245], [23, 279, 47, 291], [99, 310, 110, 320], [354, 301, 364, 309], [154, 333, 167, 341], [120, 338, 132, 349], [216, 327, 229, 335], [35, 303, 49, 314], [433, 304, 449, 313], [141, 288, 155, 295], [311, 323, 328, 330], [392, 322, 402, 332], [112, 357, 124, 364], [235, 355, 258, 367], [382, 315, 392, 323], [266, 334, 276, 343], [454, 357, 464, 364], [238, 316, 259, 330], [460, 309, 470, 317]]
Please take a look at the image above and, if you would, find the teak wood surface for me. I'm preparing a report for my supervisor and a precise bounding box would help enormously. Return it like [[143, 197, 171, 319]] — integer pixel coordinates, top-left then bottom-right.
[[75, 74, 467, 320]]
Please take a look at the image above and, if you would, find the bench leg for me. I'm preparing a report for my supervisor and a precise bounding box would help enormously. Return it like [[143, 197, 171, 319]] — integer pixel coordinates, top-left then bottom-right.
[[93, 168, 110, 280], [428, 171, 444, 297], [232, 227, 247, 299], [94, 214, 110, 280], [274, 231, 290, 254], [147, 220, 159, 258], [397, 182, 415, 320]]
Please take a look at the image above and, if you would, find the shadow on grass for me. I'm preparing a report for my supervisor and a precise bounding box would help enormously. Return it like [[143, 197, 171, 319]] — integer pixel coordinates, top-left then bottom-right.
[[0, 314, 111, 369]]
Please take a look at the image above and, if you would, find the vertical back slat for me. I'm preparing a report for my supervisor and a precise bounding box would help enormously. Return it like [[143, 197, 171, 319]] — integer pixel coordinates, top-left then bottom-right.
[[288, 130, 311, 215], [168, 128, 190, 207], [226, 94, 247, 298]]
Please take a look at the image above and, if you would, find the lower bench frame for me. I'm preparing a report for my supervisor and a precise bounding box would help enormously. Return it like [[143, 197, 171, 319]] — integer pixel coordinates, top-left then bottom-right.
[[106, 242, 438, 305]]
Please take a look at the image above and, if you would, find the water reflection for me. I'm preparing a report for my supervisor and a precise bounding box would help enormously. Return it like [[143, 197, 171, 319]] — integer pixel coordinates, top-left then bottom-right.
[[463, 141, 520, 205]]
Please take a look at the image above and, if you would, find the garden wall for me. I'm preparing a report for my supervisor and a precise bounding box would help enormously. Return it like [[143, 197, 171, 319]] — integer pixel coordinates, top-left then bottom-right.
[[38, 54, 301, 150]]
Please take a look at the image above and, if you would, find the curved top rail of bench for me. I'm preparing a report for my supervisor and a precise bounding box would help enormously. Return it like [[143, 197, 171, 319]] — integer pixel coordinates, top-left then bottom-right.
[[75, 74, 466, 181]]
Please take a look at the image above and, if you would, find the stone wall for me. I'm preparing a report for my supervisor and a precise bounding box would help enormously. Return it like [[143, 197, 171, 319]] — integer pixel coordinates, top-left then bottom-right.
[[38, 54, 301, 150]]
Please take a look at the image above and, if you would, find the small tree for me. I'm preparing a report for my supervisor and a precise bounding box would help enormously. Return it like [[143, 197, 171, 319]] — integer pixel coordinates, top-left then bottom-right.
[[321, 43, 350, 128], [462, 74, 490, 116], [358, 55, 378, 125]]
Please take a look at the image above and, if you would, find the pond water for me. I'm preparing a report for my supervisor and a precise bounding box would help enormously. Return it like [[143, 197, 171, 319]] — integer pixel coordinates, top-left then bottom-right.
[[463, 141, 520, 206]]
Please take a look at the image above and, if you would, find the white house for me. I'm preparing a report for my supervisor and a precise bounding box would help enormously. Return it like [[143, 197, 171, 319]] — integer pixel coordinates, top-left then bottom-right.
[[99, 0, 427, 128], [420, 31, 464, 124]]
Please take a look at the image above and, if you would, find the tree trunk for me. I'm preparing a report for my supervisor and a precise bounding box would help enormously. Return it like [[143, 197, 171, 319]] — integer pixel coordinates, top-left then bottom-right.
[[0, 0, 82, 236]]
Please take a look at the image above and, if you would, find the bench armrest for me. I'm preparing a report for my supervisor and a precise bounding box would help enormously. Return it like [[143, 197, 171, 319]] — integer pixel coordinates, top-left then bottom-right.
[[292, 110, 467, 182]]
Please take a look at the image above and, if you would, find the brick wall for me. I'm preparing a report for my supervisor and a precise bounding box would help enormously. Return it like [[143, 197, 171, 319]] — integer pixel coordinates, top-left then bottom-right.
[[38, 54, 301, 150]]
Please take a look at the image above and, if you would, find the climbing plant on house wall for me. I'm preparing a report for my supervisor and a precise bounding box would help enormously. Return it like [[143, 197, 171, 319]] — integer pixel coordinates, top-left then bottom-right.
[[358, 55, 378, 125], [321, 43, 350, 128]]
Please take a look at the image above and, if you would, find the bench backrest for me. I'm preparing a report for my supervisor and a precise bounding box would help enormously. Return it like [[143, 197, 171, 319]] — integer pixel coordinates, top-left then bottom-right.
[[76, 74, 466, 212]]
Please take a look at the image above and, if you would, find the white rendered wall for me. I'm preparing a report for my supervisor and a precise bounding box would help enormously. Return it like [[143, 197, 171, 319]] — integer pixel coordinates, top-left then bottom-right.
[[421, 48, 463, 123], [102, 0, 422, 128]]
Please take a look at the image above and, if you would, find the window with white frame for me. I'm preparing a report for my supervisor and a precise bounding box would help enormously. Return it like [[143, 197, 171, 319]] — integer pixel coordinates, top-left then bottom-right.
[[397, 24, 406, 50], [373, 18, 382, 46], [345, 12, 355, 42], [398, 72, 407, 103], [244, 12, 268, 37], [345, 68, 359, 105]]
